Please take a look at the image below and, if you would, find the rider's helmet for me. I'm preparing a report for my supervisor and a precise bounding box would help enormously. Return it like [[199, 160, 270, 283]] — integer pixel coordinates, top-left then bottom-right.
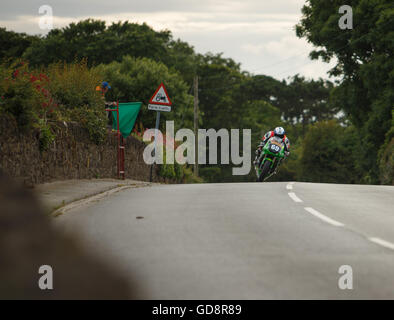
[[273, 127, 285, 139]]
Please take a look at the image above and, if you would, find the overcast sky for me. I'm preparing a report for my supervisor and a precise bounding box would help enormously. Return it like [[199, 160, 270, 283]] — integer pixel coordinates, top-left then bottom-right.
[[1, 0, 336, 81]]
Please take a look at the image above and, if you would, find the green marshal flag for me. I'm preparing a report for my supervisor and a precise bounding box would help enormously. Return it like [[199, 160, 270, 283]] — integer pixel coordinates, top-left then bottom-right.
[[112, 102, 142, 138]]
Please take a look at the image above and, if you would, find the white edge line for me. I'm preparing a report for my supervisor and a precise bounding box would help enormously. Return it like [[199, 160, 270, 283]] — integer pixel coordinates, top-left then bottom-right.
[[368, 237, 394, 251], [304, 207, 345, 227], [288, 192, 303, 203], [286, 184, 293, 190]]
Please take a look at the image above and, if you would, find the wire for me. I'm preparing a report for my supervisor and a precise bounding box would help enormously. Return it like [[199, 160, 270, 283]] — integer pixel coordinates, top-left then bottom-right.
[[194, 3, 394, 86], [198, 16, 393, 93], [245, 12, 393, 75]]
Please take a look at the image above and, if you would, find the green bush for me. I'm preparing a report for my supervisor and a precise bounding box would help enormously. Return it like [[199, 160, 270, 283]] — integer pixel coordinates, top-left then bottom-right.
[[199, 167, 222, 183], [46, 60, 106, 144], [298, 120, 361, 183], [47, 60, 103, 111], [0, 60, 106, 145], [174, 162, 184, 181], [68, 106, 107, 144], [38, 120, 55, 152], [158, 148, 186, 182], [0, 61, 55, 131], [183, 167, 204, 183]]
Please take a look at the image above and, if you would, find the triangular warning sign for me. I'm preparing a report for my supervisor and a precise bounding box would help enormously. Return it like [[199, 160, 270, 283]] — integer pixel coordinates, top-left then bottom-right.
[[149, 83, 172, 106]]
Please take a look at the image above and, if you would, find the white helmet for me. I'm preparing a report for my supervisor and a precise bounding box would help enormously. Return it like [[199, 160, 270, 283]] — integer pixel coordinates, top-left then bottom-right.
[[274, 127, 285, 138]]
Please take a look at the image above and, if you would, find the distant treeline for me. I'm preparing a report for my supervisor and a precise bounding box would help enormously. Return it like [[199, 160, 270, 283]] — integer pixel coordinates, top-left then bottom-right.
[[1, 0, 393, 185]]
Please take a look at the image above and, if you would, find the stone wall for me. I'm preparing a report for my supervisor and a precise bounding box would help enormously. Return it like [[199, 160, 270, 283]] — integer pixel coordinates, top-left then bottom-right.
[[0, 117, 164, 185]]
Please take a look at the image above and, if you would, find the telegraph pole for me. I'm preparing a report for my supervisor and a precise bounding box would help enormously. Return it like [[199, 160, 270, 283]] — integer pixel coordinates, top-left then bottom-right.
[[193, 75, 199, 177]]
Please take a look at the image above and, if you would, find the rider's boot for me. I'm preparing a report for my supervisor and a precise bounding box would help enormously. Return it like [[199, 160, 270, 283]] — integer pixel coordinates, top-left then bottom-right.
[[253, 150, 260, 165]]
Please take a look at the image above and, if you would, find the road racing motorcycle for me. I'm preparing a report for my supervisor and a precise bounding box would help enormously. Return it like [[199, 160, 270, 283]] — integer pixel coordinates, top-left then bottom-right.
[[255, 136, 286, 182]]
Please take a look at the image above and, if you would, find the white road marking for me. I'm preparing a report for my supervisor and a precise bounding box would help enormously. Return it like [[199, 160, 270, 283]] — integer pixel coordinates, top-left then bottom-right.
[[368, 237, 394, 251], [288, 192, 303, 203], [286, 184, 293, 190], [304, 207, 345, 227]]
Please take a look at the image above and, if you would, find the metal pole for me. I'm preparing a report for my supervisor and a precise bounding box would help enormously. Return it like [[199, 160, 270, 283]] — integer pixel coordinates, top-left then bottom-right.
[[105, 103, 121, 179], [120, 136, 125, 180], [149, 111, 161, 182], [117, 101, 120, 179], [194, 75, 199, 177]]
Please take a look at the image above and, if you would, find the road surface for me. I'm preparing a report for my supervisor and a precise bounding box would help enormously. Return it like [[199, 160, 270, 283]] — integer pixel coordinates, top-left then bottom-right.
[[53, 182, 394, 299]]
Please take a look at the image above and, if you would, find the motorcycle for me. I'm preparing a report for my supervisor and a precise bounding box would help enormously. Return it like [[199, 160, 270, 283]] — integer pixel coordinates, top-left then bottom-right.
[[255, 136, 286, 182]]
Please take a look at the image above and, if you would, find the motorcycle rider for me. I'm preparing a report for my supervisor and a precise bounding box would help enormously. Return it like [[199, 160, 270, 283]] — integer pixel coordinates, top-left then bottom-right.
[[253, 126, 290, 166]]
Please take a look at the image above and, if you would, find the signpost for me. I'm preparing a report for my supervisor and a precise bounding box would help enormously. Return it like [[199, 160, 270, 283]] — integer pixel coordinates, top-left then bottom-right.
[[148, 83, 172, 182], [106, 102, 142, 180]]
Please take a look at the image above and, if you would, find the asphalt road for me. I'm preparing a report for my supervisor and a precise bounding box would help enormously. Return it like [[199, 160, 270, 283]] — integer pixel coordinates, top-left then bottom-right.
[[53, 182, 394, 299]]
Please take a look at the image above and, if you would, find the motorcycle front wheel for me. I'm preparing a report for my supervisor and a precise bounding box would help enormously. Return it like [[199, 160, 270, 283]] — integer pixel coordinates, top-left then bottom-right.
[[258, 161, 271, 182]]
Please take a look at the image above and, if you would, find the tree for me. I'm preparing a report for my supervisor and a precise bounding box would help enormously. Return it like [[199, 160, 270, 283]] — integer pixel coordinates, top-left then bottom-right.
[[164, 39, 198, 85], [284, 75, 336, 132], [378, 110, 394, 185], [196, 52, 245, 130], [299, 120, 361, 183], [23, 19, 172, 67], [0, 28, 39, 62], [296, 0, 394, 183], [241, 74, 336, 132]]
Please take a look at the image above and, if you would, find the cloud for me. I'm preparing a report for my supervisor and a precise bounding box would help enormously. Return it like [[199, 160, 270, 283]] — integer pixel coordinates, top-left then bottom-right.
[[261, 36, 312, 58], [0, 0, 306, 19], [241, 44, 266, 55]]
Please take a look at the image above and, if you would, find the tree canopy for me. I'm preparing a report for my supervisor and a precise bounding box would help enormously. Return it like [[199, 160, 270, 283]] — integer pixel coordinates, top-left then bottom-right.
[[296, 0, 394, 184]]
